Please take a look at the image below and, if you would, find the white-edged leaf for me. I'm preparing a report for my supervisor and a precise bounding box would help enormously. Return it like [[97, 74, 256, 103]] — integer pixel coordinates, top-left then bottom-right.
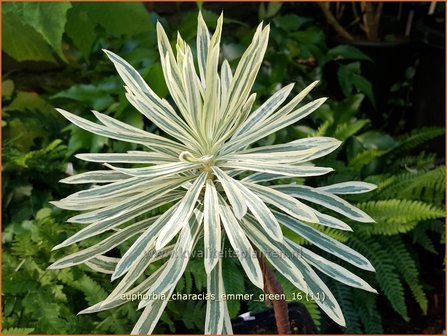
[[242, 216, 346, 327], [221, 161, 333, 177], [75, 152, 174, 164], [103, 50, 199, 148], [104, 161, 200, 178], [313, 211, 353, 231], [218, 199, 263, 289], [204, 180, 221, 273], [112, 205, 178, 280], [222, 97, 327, 155], [273, 184, 375, 223], [67, 178, 185, 224], [212, 166, 247, 219], [48, 217, 157, 269], [156, 173, 207, 250], [274, 211, 375, 271], [231, 83, 294, 139], [288, 240, 377, 293], [318, 181, 377, 194], [60, 170, 131, 184], [131, 284, 176, 335], [220, 59, 232, 111], [197, 11, 211, 88], [244, 181, 318, 223], [139, 211, 203, 309], [52, 191, 183, 250], [104, 244, 173, 305], [78, 264, 167, 315], [205, 257, 225, 334], [85, 255, 118, 274], [57, 108, 183, 156]]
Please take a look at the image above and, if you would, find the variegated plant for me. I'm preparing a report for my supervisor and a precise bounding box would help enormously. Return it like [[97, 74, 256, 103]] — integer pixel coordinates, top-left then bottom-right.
[[50, 13, 378, 334]]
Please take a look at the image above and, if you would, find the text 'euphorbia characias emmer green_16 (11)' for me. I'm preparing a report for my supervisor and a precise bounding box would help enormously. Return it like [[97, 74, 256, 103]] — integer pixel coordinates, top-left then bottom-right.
[[50, 12, 378, 334]]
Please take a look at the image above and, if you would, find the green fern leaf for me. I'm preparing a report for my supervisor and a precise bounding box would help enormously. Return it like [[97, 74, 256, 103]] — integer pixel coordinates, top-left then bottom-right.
[[392, 127, 444, 153], [2, 328, 35, 334], [381, 236, 428, 314], [348, 236, 409, 320], [355, 199, 445, 236]]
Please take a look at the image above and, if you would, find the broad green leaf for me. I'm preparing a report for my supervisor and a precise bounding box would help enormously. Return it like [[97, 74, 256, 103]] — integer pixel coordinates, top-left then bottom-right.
[[4, 2, 71, 60], [2, 12, 56, 63]]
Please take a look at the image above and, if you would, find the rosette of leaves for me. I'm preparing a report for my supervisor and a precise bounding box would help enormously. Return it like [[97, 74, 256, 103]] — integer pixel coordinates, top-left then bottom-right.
[[50, 13, 377, 334]]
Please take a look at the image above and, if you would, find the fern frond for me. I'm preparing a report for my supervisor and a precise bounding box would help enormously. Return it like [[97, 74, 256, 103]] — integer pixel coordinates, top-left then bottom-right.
[[381, 236, 428, 314], [392, 127, 444, 153], [393, 152, 436, 172], [312, 119, 332, 137], [348, 236, 409, 320], [2, 328, 35, 335], [355, 199, 445, 236], [334, 119, 369, 141], [353, 291, 383, 333], [376, 166, 445, 204], [329, 281, 362, 333], [348, 149, 387, 170]]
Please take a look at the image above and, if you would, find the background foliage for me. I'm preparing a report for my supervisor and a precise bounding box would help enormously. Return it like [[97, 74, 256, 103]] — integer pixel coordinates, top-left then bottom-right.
[[2, 2, 445, 334]]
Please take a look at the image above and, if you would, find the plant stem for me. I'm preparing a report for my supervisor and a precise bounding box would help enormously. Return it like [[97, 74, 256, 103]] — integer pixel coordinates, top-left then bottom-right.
[[259, 254, 291, 334], [317, 2, 354, 41]]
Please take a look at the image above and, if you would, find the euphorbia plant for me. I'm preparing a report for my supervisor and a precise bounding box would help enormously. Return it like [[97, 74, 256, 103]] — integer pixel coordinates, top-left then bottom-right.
[[50, 13, 377, 334]]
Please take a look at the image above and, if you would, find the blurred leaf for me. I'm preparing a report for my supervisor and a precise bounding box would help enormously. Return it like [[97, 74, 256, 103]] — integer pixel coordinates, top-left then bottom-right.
[[65, 2, 152, 59], [2, 328, 35, 334], [274, 14, 312, 32], [2, 12, 56, 63], [328, 45, 373, 62], [145, 63, 169, 98], [2, 80, 15, 99], [82, 2, 152, 37], [65, 4, 97, 59], [5, 92, 54, 114], [259, 2, 283, 20], [355, 131, 397, 150], [5, 2, 71, 61], [66, 125, 109, 155], [52, 84, 114, 111], [352, 74, 375, 107]]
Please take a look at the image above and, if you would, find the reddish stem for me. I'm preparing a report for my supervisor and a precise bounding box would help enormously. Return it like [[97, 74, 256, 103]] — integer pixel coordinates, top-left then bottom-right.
[[259, 254, 291, 334]]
